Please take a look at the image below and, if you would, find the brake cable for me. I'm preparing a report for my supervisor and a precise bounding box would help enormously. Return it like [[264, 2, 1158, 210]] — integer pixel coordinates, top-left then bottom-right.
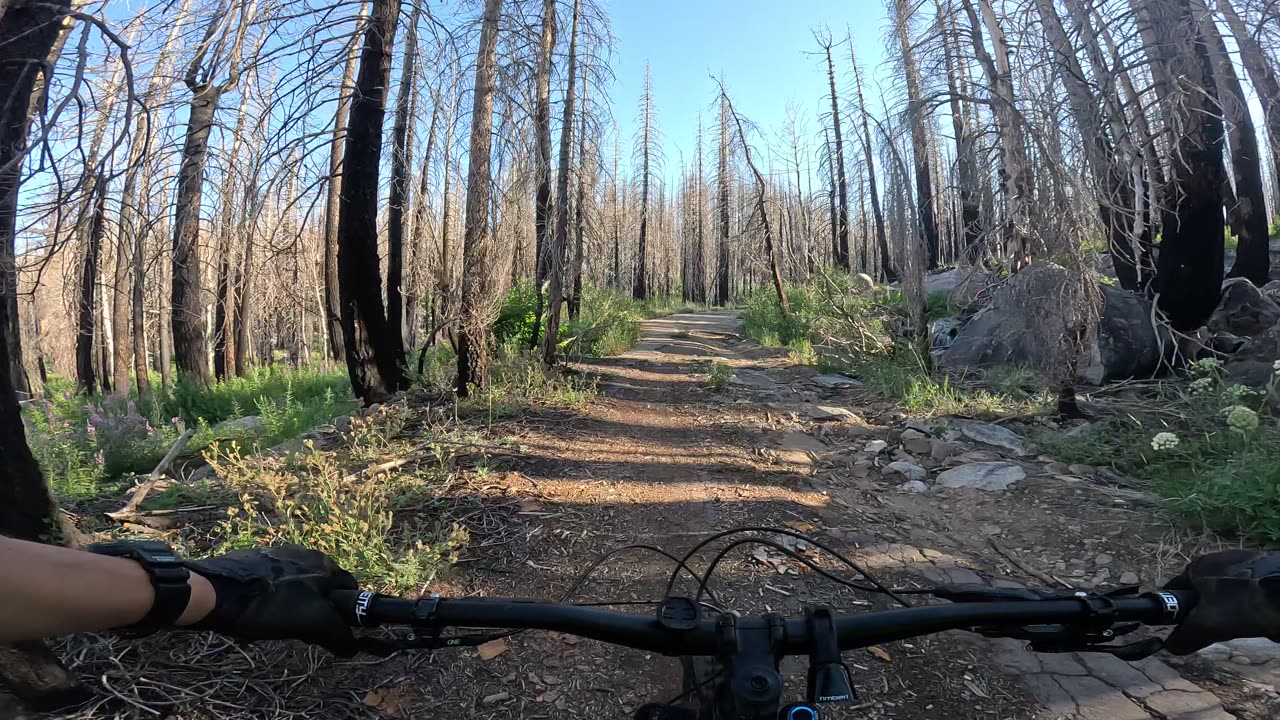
[[693, 537, 911, 607], [664, 526, 912, 607]]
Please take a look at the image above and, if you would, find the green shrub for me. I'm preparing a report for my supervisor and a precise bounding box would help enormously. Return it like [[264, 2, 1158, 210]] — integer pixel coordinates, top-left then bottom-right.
[[707, 360, 733, 391], [493, 278, 541, 347]]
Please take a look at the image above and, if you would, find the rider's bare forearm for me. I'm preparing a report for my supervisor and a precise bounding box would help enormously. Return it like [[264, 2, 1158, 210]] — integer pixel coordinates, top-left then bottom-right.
[[0, 536, 215, 643]]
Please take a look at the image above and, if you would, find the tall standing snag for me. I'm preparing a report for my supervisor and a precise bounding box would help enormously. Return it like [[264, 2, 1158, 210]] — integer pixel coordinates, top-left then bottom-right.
[[818, 32, 851, 271], [323, 6, 364, 364], [0, 0, 91, 708], [455, 0, 505, 396], [543, 0, 582, 365], [338, 0, 404, 403], [720, 86, 789, 317], [172, 0, 255, 389], [1148, 0, 1227, 330]]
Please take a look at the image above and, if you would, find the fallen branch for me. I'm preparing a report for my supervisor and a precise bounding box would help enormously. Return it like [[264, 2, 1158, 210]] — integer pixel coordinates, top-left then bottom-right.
[[106, 429, 196, 523], [987, 537, 1072, 589]]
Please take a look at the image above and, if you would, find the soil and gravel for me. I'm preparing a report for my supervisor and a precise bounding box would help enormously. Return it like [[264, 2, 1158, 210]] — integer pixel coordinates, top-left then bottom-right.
[[17, 310, 1280, 720]]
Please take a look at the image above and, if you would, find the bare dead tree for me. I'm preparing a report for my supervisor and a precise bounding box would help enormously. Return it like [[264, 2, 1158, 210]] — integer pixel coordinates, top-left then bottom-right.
[[455, 0, 504, 396], [542, 0, 581, 365]]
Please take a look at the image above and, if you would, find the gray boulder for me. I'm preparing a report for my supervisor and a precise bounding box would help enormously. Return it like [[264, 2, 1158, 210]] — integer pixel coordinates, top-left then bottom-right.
[[1231, 322, 1280, 364], [1261, 280, 1280, 303], [212, 415, 264, 435], [939, 263, 1163, 384], [1207, 277, 1280, 337], [923, 267, 993, 310]]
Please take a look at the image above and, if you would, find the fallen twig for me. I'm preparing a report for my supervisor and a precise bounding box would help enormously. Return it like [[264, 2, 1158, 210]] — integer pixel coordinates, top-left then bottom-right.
[[106, 429, 196, 523], [987, 537, 1072, 589]]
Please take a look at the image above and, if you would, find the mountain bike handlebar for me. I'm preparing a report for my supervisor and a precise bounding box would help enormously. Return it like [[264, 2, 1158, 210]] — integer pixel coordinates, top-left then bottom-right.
[[328, 588, 1197, 656]]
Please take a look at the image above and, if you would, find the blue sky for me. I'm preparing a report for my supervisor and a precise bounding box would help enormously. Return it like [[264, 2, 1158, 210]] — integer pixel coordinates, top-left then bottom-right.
[[605, 0, 890, 180]]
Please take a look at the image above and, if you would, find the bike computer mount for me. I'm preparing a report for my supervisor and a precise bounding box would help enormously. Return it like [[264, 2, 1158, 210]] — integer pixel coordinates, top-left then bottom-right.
[[644, 599, 856, 719]]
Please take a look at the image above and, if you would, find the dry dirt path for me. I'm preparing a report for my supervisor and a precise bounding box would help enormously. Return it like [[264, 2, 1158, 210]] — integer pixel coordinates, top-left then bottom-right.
[[406, 311, 1277, 720]]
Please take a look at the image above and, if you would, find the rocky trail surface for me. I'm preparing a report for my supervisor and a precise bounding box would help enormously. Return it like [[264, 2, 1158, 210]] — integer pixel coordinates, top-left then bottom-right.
[[28, 311, 1280, 720], [392, 310, 1277, 720]]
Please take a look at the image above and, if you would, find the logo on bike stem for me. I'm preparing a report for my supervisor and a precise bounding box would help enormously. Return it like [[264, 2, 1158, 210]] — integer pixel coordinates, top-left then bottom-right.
[[355, 591, 375, 626]]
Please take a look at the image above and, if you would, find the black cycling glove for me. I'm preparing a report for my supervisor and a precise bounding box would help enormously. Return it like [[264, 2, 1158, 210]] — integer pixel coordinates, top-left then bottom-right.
[[185, 545, 360, 657], [1163, 549, 1280, 655]]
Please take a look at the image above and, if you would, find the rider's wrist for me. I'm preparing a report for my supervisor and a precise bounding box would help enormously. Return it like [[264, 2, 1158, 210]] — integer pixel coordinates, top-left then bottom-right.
[[176, 572, 216, 626]]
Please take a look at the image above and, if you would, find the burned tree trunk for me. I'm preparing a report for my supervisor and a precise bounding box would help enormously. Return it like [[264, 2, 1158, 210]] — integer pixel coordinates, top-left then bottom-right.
[[0, 0, 91, 708], [1038, 0, 1142, 291], [172, 12, 246, 389], [542, 0, 580, 365], [530, 0, 556, 347], [634, 66, 655, 301], [721, 88, 789, 316], [1201, 10, 1270, 285], [75, 177, 106, 396], [1150, 0, 1227, 330], [338, 0, 403, 403], [892, 0, 940, 270], [455, 0, 504, 396], [323, 7, 363, 364], [820, 36, 851, 271], [715, 94, 731, 306], [386, 1, 421, 373], [1218, 0, 1280, 225], [568, 65, 589, 320], [851, 45, 894, 280]]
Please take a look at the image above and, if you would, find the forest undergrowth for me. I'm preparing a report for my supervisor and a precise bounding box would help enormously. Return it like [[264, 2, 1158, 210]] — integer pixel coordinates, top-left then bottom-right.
[[38, 289, 642, 589], [746, 273, 1280, 545]]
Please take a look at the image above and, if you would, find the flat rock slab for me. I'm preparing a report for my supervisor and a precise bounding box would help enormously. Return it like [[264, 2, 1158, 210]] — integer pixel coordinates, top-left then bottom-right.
[[778, 430, 828, 455], [936, 462, 1026, 491], [810, 374, 863, 388], [961, 421, 1029, 455], [728, 369, 777, 390], [802, 404, 860, 422]]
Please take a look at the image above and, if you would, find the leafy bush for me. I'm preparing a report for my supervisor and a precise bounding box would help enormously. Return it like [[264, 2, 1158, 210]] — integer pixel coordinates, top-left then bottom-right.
[[706, 360, 733, 392], [492, 278, 541, 347]]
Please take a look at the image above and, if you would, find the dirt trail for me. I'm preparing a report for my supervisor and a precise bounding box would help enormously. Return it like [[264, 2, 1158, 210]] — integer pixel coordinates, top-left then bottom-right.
[[389, 310, 1278, 720]]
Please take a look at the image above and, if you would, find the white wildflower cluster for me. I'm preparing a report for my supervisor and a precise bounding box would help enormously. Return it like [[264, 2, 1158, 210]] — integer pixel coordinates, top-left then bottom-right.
[[1224, 405, 1260, 432], [1225, 384, 1261, 400], [1189, 377, 1215, 395], [1150, 432, 1179, 451], [1189, 358, 1223, 376]]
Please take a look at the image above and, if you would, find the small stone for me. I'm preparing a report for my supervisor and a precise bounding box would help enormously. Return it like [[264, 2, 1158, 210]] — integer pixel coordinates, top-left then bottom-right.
[[980, 524, 1003, 536], [1119, 572, 1140, 585], [482, 692, 511, 705], [930, 440, 960, 460], [864, 440, 888, 455], [903, 437, 934, 455], [935, 462, 1025, 492], [901, 429, 927, 441], [953, 449, 1002, 463], [897, 480, 930, 494], [805, 404, 861, 422], [1044, 461, 1071, 475], [960, 421, 1029, 455], [884, 461, 928, 482], [1068, 463, 1095, 476], [1095, 553, 1114, 566], [811, 373, 862, 389]]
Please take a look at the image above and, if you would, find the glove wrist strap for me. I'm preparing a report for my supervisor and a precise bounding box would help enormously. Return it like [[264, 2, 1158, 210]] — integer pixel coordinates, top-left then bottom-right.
[[89, 540, 191, 635]]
